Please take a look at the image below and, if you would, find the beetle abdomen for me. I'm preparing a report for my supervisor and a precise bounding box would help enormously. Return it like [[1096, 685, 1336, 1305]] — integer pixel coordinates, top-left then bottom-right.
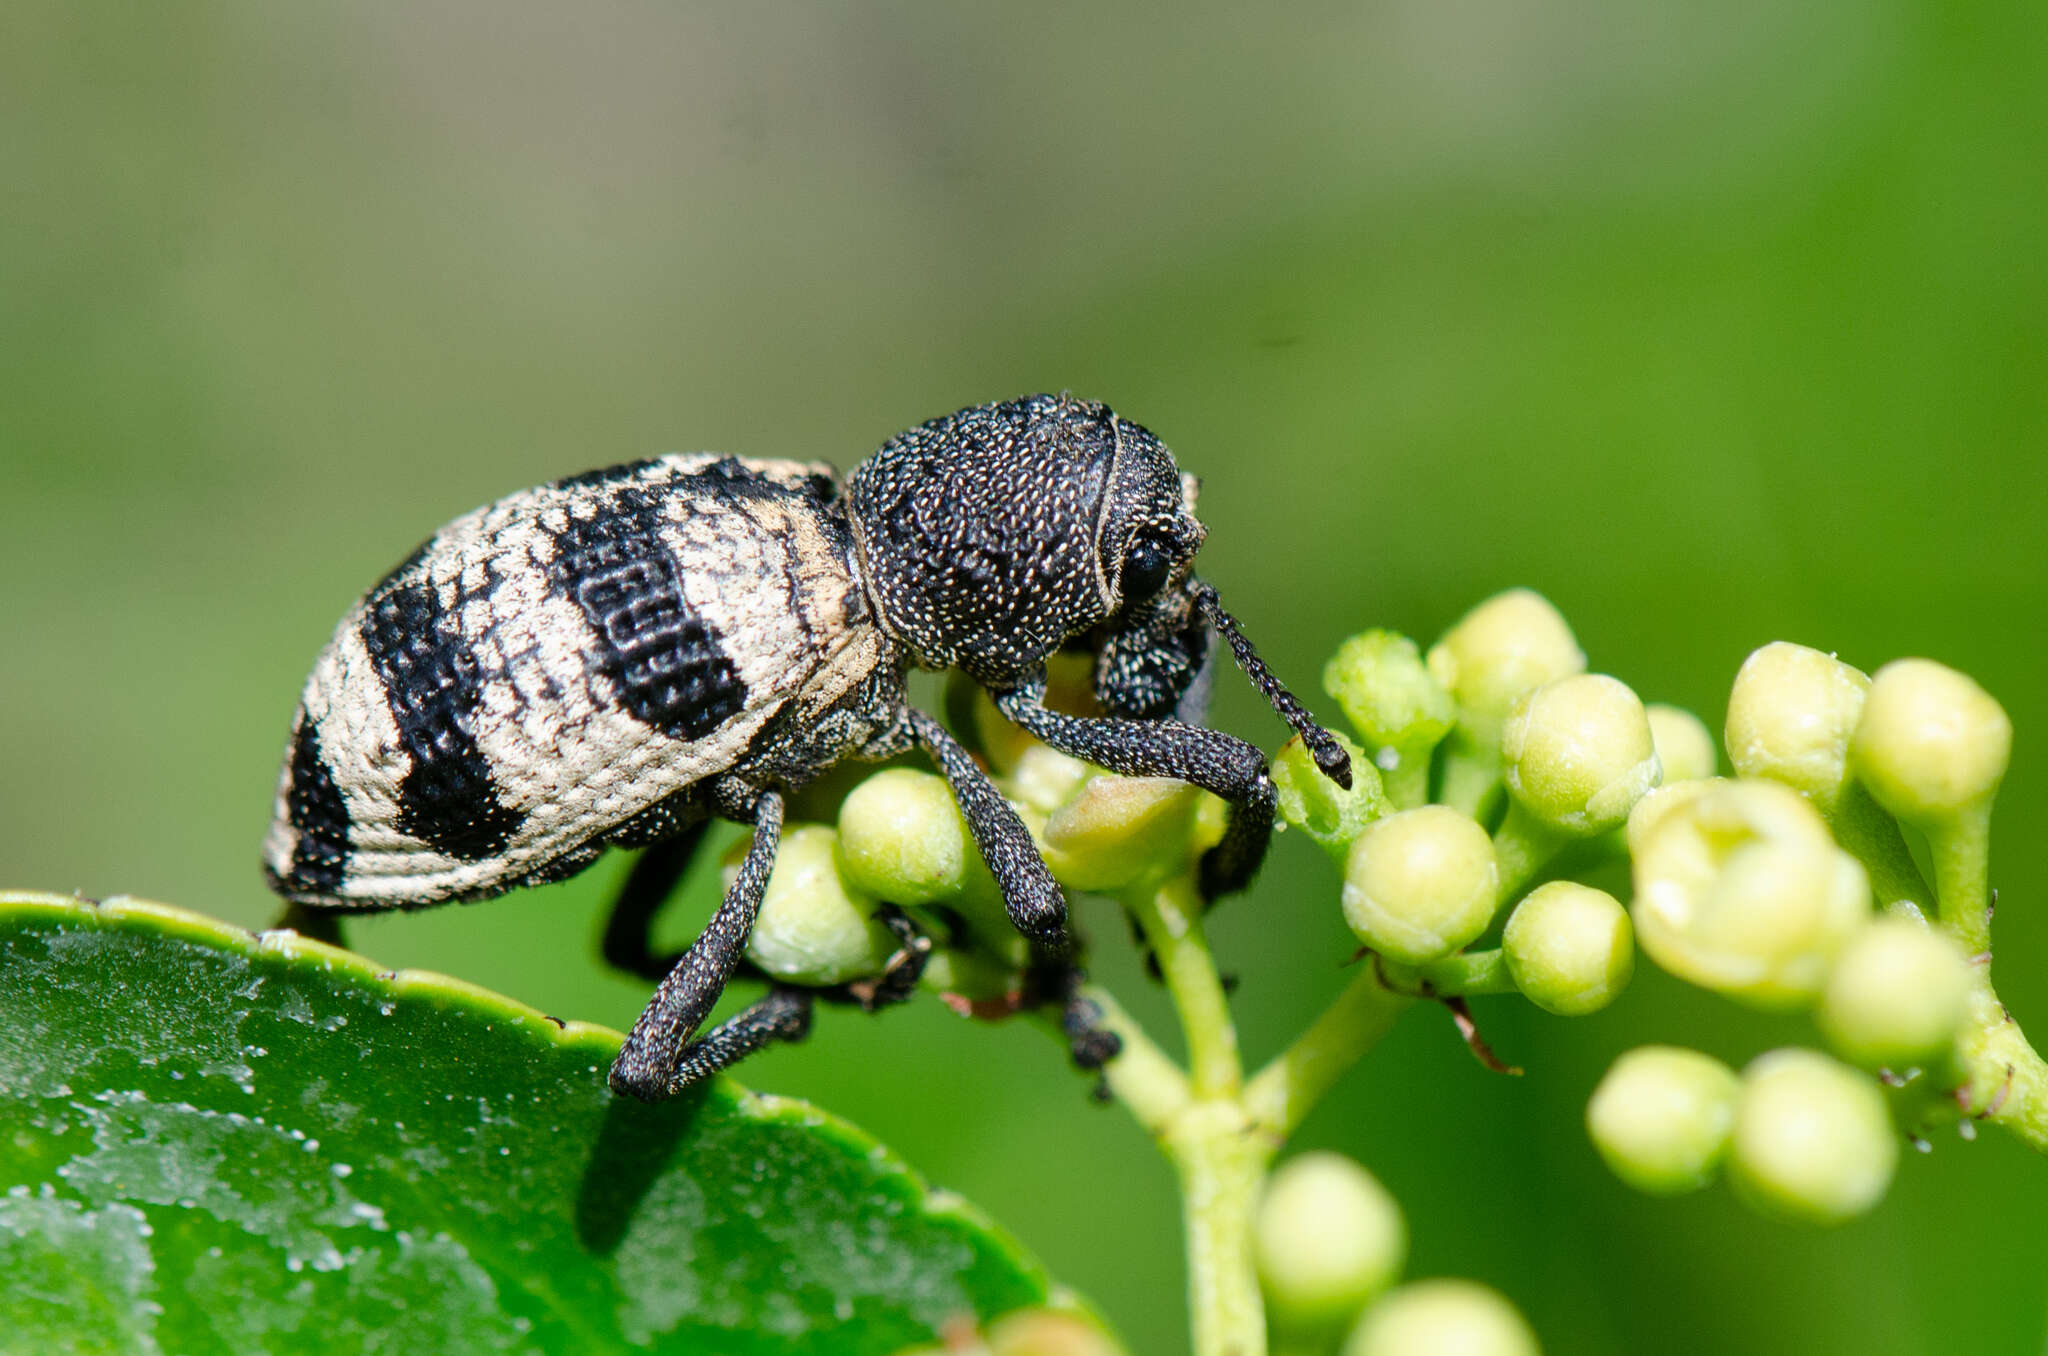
[[265, 454, 872, 908]]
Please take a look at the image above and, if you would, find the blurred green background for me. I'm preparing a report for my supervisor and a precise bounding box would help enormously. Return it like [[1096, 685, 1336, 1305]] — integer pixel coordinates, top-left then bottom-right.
[[5, 3, 2046, 1351]]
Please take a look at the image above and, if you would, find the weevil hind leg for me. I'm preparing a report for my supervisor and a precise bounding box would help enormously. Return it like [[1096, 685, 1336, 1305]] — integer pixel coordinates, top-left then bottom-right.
[[992, 679, 1276, 901], [610, 786, 784, 1101], [599, 821, 712, 983], [655, 985, 814, 1090], [270, 899, 350, 950]]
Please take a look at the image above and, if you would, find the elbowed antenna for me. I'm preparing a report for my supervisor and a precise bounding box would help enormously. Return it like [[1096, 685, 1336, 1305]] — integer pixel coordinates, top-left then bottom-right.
[[1191, 582, 1354, 789]]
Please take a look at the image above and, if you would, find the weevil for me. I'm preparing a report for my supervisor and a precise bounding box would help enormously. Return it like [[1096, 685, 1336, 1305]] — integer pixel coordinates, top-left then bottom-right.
[[263, 394, 1351, 1100]]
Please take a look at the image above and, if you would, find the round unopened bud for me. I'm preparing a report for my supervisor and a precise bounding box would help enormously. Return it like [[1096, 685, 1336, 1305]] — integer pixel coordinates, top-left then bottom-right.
[[1042, 775, 1205, 893], [1342, 1280, 1540, 1356], [1585, 1046, 1740, 1194], [1274, 731, 1388, 858], [1502, 882, 1633, 1016], [737, 825, 897, 984], [1647, 704, 1717, 783], [1851, 659, 2012, 826], [1501, 675, 1660, 835], [1255, 1151, 1406, 1326], [1729, 1048, 1897, 1225], [1631, 780, 1870, 1008], [1342, 807, 1500, 964], [837, 769, 998, 906], [1816, 918, 1972, 1068], [1324, 631, 1456, 755], [1725, 643, 1869, 812], [1623, 778, 1727, 861], [1426, 590, 1586, 745], [1009, 743, 1095, 815]]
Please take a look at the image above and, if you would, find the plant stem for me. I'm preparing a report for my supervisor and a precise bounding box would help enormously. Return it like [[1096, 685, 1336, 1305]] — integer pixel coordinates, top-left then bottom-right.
[[1129, 876, 1241, 1098], [1244, 965, 1412, 1138], [1930, 802, 1993, 957], [1066, 984, 1190, 1137], [1956, 976, 2048, 1152], [1490, 802, 1566, 905], [1165, 1100, 1273, 1356], [1438, 736, 1502, 821], [1380, 745, 1430, 811], [1829, 785, 1934, 914]]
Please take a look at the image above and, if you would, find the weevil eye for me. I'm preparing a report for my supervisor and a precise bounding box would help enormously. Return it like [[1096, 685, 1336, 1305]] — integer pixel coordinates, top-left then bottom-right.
[[1120, 537, 1174, 604]]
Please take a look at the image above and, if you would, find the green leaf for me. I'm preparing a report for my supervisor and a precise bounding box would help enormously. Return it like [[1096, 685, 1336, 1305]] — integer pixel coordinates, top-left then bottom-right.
[[0, 891, 1090, 1355]]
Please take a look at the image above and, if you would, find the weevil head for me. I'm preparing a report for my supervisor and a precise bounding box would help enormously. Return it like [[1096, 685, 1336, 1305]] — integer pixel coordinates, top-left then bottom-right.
[[846, 394, 1205, 682]]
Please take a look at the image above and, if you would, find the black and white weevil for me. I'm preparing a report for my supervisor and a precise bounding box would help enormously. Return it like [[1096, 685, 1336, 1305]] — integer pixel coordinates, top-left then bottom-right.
[[263, 394, 1352, 1101]]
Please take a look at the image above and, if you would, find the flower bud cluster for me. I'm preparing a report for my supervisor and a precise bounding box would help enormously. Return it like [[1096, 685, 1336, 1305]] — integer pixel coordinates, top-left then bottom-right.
[[1314, 591, 1675, 1019], [1587, 1043, 1898, 1225], [1586, 639, 2017, 1223]]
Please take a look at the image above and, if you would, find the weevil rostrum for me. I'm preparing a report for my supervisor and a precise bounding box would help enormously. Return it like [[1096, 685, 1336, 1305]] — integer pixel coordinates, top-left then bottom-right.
[[263, 394, 1352, 1101]]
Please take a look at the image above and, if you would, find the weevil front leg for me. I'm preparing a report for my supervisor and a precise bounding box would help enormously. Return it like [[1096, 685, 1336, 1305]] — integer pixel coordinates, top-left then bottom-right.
[[610, 787, 783, 1101], [992, 679, 1276, 901], [905, 707, 1069, 950]]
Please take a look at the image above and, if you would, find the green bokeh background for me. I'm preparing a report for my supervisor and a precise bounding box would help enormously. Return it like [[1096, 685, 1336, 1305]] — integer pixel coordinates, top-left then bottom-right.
[[5, 4, 2045, 1352]]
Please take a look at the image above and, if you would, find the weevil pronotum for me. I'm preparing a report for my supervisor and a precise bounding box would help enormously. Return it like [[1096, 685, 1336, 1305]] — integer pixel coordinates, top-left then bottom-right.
[[263, 394, 1351, 1099]]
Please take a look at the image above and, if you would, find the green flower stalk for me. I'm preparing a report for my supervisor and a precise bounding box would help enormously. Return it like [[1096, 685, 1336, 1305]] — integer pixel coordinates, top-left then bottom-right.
[[1728, 1049, 1898, 1225], [1342, 1281, 1541, 1356], [1851, 658, 2011, 954], [1253, 1152, 1406, 1330], [1323, 631, 1455, 809], [1587, 1046, 1742, 1195], [1425, 590, 1586, 817]]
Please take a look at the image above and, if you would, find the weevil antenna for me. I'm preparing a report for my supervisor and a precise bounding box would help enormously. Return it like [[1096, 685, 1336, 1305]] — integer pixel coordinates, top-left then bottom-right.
[[1191, 582, 1353, 789]]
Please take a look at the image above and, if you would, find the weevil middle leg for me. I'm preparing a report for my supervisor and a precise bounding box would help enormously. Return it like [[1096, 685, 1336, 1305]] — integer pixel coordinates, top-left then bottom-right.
[[610, 786, 783, 1101]]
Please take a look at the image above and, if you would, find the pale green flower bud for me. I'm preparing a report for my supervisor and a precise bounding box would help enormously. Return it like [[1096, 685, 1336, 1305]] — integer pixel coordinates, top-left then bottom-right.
[[1725, 643, 1869, 812], [1851, 659, 2012, 827], [1426, 590, 1587, 745], [1009, 743, 1096, 816], [1647, 704, 1717, 783], [1631, 780, 1870, 1008], [1324, 631, 1455, 767], [1342, 807, 1499, 964], [1502, 882, 1633, 1016], [1623, 778, 1728, 861], [1729, 1048, 1898, 1225], [837, 769, 999, 907], [1255, 1151, 1406, 1327], [1274, 731, 1389, 860], [1816, 918, 1972, 1068], [1042, 775, 1206, 893], [1586, 1046, 1740, 1194], [1343, 1280, 1540, 1356], [736, 825, 897, 984], [1501, 675, 1660, 836]]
